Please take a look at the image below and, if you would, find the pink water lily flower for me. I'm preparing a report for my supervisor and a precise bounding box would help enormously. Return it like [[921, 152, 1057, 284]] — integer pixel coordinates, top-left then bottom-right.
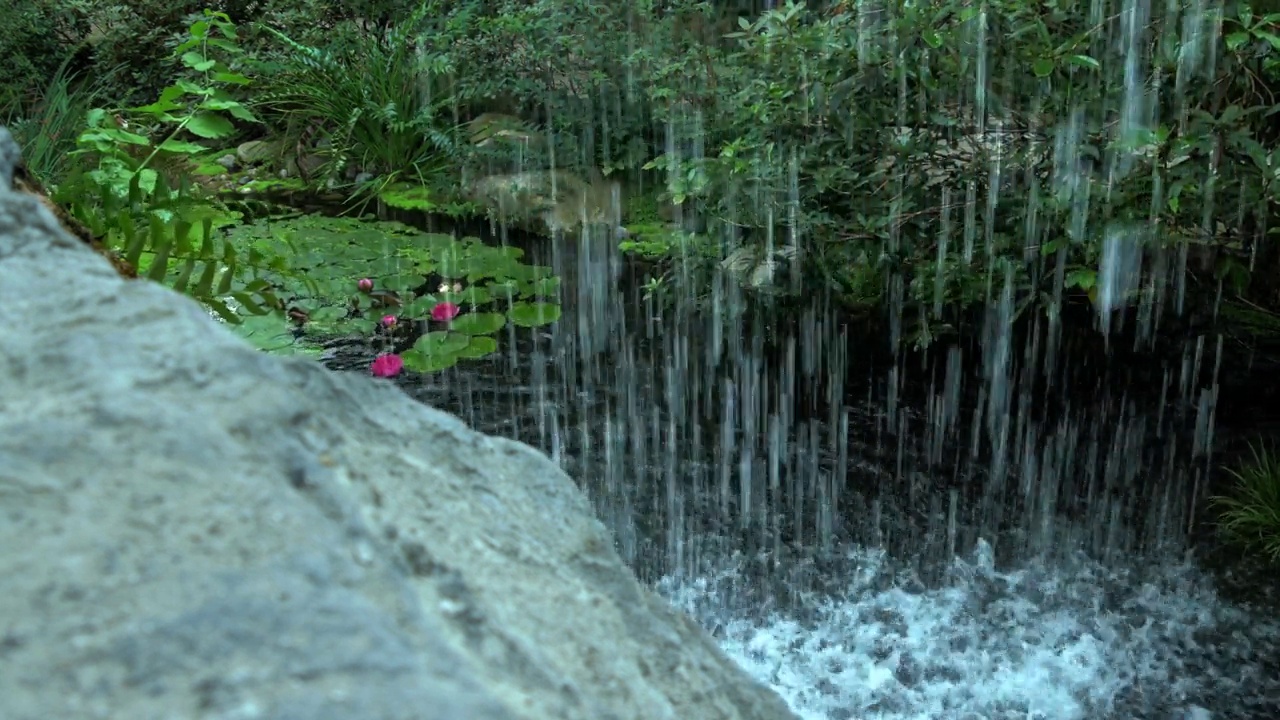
[[370, 353, 404, 378], [431, 301, 460, 322], [381, 314, 398, 328]]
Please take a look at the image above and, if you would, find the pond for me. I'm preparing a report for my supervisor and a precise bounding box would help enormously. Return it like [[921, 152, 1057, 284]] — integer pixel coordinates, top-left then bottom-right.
[[310, 215, 1280, 720]]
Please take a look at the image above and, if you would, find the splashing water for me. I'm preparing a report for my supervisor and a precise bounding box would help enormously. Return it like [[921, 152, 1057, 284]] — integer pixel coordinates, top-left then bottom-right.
[[662, 540, 1280, 720], [312, 0, 1280, 713], [321, 214, 1280, 718]]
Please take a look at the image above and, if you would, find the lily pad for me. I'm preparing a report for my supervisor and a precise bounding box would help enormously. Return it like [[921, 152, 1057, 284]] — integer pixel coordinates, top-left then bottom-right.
[[218, 214, 563, 369], [450, 285, 492, 305], [403, 294, 440, 317], [436, 246, 466, 278], [524, 276, 561, 298], [401, 349, 459, 372], [487, 281, 520, 301], [413, 330, 472, 356], [382, 272, 426, 293], [449, 312, 506, 335], [457, 335, 499, 359], [227, 312, 323, 356], [508, 301, 562, 327]]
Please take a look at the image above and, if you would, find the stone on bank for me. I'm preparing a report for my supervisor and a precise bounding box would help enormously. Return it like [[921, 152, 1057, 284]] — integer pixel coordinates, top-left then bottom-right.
[[0, 126, 798, 720]]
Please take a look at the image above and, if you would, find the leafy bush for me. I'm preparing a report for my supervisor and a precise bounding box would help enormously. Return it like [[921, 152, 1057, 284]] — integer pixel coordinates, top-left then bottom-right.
[[0, 0, 84, 107], [254, 2, 460, 202], [611, 0, 1280, 344], [1, 55, 113, 184], [6, 0, 420, 107], [1212, 443, 1280, 564], [56, 9, 285, 324]]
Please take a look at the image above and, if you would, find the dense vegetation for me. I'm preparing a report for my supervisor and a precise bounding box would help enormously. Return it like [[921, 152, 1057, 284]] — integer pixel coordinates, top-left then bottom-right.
[[5, 0, 1280, 328], [3, 0, 1280, 554]]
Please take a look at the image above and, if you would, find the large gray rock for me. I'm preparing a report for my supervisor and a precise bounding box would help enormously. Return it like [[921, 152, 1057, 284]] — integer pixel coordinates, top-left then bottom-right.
[[0, 127, 797, 720]]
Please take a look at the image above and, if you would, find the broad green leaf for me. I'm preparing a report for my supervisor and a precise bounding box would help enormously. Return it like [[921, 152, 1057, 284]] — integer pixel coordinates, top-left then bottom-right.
[[525, 276, 561, 298], [383, 273, 425, 293], [1067, 54, 1100, 70], [458, 336, 498, 359], [453, 285, 492, 304], [487, 281, 519, 300], [181, 51, 216, 71], [1226, 31, 1251, 51], [449, 312, 506, 335], [1032, 58, 1055, 78], [1256, 30, 1280, 51], [436, 247, 465, 278], [103, 128, 152, 145], [185, 112, 236, 139], [404, 295, 439, 317], [157, 139, 207, 154], [212, 71, 253, 85], [508, 301, 562, 327], [413, 331, 472, 356], [401, 349, 460, 372], [1065, 268, 1096, 290]]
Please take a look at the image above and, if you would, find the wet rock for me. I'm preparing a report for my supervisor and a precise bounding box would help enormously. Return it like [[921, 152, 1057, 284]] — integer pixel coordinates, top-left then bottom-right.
[[0, 126, 797, 720]]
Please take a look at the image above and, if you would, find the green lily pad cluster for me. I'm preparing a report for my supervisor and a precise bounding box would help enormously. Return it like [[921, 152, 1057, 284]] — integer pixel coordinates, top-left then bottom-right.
[[221, 214, 562, 369]]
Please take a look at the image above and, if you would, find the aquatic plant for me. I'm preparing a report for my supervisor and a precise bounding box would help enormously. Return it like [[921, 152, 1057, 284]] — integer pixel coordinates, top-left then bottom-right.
[[370, 353, 404, 378], [1211, 443, 1280, 564], [222, 214, 561, 371]]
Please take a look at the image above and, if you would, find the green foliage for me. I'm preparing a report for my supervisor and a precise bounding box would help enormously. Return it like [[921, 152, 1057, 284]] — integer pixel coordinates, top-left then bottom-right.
[[74, 1, 224, 105], [14, 0, 1280, 347], [1212, 442, 1280, 565], [377, 182, 482, 216], [56, 9, 285, 325], [1, 54, 111, 184], [70, 10, 258, 196], [0, 0, 82, 106], [609, 0, 1280, 344], [422, 0, 661, 173], [254, 3, 460, 205], [221, 214, 562, 369]]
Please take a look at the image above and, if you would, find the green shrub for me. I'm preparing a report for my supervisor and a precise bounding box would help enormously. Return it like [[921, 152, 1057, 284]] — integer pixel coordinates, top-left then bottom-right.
[[254, 2, 460, 201], [37, 0, 419, 106], [1212, 443, 1280, 564], [57, 9, 284, 324], [0, 0, 84, 107], [1, 55, 113, 185]]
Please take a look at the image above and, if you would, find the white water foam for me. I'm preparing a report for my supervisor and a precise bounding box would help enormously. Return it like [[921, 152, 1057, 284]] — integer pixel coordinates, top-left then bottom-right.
[[661, 540, 1280, 720]]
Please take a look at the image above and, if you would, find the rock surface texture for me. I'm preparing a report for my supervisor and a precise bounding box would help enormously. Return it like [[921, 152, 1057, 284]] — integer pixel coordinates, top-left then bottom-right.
[[0, 127, 798, 720]]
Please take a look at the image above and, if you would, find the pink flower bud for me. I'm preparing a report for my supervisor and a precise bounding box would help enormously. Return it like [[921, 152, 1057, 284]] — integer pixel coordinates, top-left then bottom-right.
[[357, 278, 374, 293], [381, 314, 397, 328], [370, 353, 404, 378], [431, 301, 460, 322]]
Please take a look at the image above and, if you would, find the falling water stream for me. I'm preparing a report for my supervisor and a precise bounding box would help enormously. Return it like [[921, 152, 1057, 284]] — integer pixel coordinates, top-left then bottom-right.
[[322, 214, 1280, 718], [315, 0, 1280, 715]]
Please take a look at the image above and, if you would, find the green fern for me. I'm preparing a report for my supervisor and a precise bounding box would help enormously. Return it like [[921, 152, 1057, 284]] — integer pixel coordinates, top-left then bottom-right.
[[50, 9, 292, 326], [253, 6, 461, 204], [1211, 442, 1280, 564], [61, 168, 285, 325]]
